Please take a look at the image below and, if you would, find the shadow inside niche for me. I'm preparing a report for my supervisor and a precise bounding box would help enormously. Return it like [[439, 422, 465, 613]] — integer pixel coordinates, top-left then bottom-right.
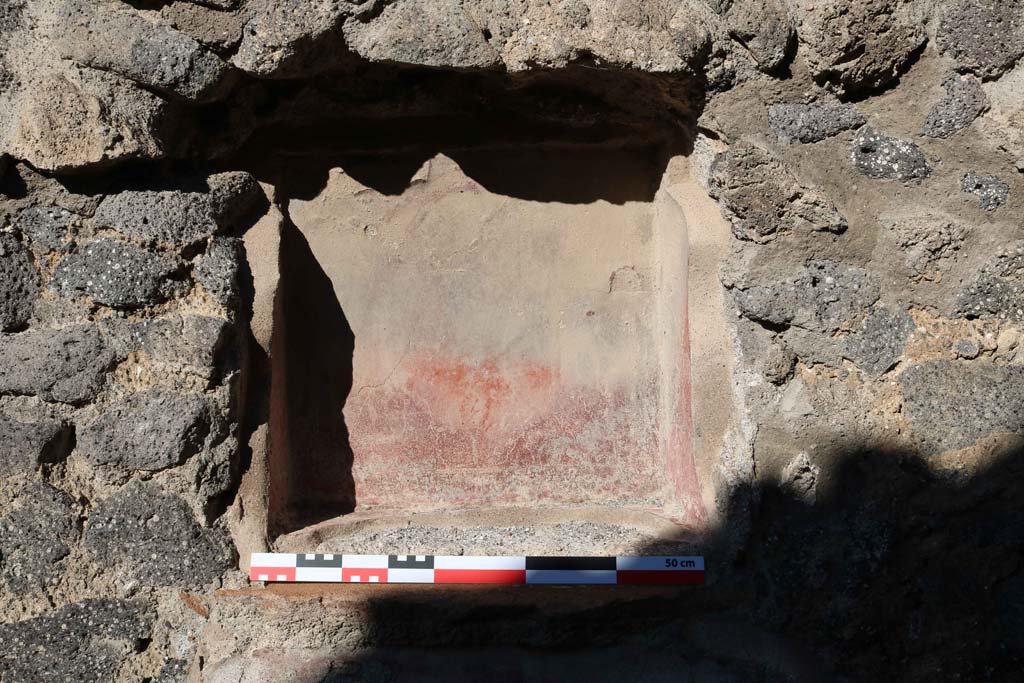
[[268, 206, 356, 535], [275, 441, 1024, 682]]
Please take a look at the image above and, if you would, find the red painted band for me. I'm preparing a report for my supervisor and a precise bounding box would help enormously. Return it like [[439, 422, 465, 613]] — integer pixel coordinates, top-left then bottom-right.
[[434, 569, 527, 584], [616, 570, 705, 585]]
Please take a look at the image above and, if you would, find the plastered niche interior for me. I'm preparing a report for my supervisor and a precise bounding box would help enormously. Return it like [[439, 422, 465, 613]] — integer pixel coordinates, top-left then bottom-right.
[[261, 142, 723, 542]]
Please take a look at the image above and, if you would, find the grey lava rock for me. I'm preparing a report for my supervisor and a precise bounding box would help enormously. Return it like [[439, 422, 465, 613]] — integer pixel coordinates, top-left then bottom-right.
[[901, 361, 1024, 453], [883, 214, 967, 282], [14, 205, 74, 251], [93, 173, 264, 248], [768, 102, 866, 143], [732, 260, 881, 333], [83, 481, 233, 589], [723, 0, 795, 73], [842, 306, 914, 375], [0, 482, 77, 593], [0, 325, 116, 404], [0, 414, 73, 474], [154, 659, 190, 683], [78, 389, 211, 471], [59, 0, 231, 101], [921, 73, 989, 139], [763, 342, 797, 384], [955, 242, 1024, 322], [960, 172, 1009, 210], [51, 238, 181, 309], [193, 236, 243, 305], [0, 599, 153, 683], [851, 125, 931, 182], [793, 0, 925, 94], [937, 0, 1024, 80], [136, 314, 234, 381], [709, 141, 847, 243], [0, 232, 40, 331]]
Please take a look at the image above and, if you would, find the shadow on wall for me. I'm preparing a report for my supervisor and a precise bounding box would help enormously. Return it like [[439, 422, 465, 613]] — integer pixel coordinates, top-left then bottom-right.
[[268, 206, 356, 535], [274, 441, 1023, 682]]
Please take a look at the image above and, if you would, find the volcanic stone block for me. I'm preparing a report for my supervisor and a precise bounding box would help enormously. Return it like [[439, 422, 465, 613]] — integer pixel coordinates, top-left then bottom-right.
[[4, 68, 167, 173], [709, 141, 847, 242], [0, 232, 39, 331], [93, 173, 264, 248], [58, 0, 230, 101], [921, 74, 989, 139], [842, 306, 914, 376], [960, 172, 1009, 211], [154, 659, 189, 683], [0, 599, 152, 683], [882, 214, 967, 282], [0, 482, 77, 593], [901, 361, 1024, 453], [794, 0, 925, 94], [14, 205, 73, 251], [83, 481, 233, 589], [937, 0, 1024, 79], [193, 237, 243, 305], [0, 413, 73, 474], [136, 314, 234, 379], [851, 125, 931, 182], [51, 238, 181, 308], [956, 243, 1024, 322], [731, 260, 880, 333], [768, 102, 866, 143], [723, 0, 794, 73], [0, 325, 115, 404], [78, 389, 211, 471]]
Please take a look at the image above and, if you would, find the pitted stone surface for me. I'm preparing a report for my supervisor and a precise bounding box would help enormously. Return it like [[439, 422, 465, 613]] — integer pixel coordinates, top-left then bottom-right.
[[901, 361, 1024, 453], [14, 205, 74, 251], [153, 658, 189, 683], [135, 314, 234, 379], [883, 214, 967, 282], [937, 0, 1024, 79], [193, 237, 243, 305], [78, 389, 211, 471], [842, 306, 914, 376], [83, 481, 233, 589], [0, 413, 72, 473], [51, 238, 181, 308], [793, 0, 925, 94], [0, 232, 40, 331], [0, 325, 115, 404], [851, 125, 931, 182], [57, 0, 231, 101], [0, 599, 153, 683], [722, 0, 794, 73], [3, 66, 168, 173], [731, 260, 880, 333], [921, 74, 989, 139], [956, 243, 1024, 322], [708, 141, 846, 242], [0, 482, 77, 593], [960, 172, 1009, 211], [93, 173, 263, 248], [768, 102, 866, 143]]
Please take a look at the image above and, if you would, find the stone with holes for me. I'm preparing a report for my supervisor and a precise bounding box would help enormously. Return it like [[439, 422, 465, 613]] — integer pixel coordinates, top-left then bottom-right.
[[84, 480, 233, 589], [78, 389, 211, 471], [0, 325, 116, 404], [0, 232, 39, 331], [51, 238, 181, 309]]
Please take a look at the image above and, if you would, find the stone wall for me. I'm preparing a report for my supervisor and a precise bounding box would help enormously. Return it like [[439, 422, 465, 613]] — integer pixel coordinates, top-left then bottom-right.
[[1, 1, 1022, 681]]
